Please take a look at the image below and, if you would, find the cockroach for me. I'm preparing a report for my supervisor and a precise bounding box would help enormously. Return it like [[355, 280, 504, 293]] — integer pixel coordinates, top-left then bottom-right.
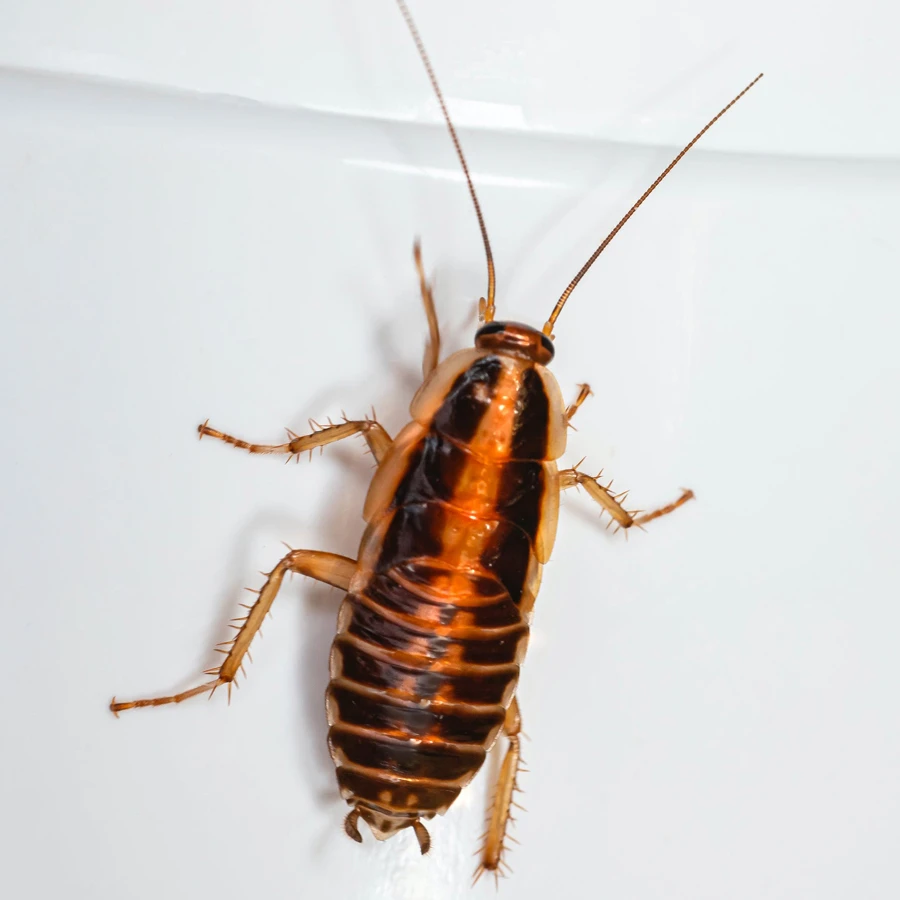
[[110, 0, 762, 883]]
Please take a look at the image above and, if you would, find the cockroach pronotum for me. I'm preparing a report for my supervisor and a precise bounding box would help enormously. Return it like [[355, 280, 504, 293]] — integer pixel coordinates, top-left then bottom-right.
[[110, 0, 762, 883]]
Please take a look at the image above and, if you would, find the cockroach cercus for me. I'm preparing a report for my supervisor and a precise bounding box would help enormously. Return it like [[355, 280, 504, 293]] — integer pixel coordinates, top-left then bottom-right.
[[110, 0, 762, 883]]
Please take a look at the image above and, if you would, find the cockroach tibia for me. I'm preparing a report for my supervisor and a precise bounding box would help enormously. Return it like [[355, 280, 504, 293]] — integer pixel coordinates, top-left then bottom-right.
[[110, 0, 762, 883]]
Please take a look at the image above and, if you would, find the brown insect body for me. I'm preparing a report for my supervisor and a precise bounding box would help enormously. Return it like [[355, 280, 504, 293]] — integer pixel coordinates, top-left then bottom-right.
[[328, 323, 565, 842]]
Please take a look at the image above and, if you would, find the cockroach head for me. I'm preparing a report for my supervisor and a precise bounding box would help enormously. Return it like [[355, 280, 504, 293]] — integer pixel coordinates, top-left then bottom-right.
[[475, 321, 555, 365]]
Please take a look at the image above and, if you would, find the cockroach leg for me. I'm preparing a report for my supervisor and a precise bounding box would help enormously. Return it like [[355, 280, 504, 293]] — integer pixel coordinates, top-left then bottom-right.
[[475, 697, 522, 885], [414, 239, 441, 378], [109, 550, 355, 716], [631, 489, 696, 527], [561, 466, 694, 530], [565, 383, 593, 422], [198, 417, 393, 464]]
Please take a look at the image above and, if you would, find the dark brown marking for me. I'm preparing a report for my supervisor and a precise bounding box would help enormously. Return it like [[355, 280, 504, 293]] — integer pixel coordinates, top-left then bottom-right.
[[457, 630, 527, 665], [366, 571, 522, 630], [329, 726, 485, 781], [392, 429, 547, 537], [349, 593, 527, 664], [362, 572, 460, 628], [381, 501, 536, 604], [377, 503, 444, 572], [334, 636, 446, 699], [432, 355, 503, 443], [446, 667, 518, 704], [478, 520, 533, 606], [334, 635, 518, 705], [496, 460, 545, 541], [375, 600, 521, 653], [346, 598, 450, 659], [393, 559, 505, 606], [444, 666, 518, 704], [511, 367, 550, 460], [329, 681, 506, 743], [390, 429, 467, 509]]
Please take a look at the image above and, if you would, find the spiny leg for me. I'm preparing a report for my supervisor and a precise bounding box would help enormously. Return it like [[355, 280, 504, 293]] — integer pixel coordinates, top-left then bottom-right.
[[475, 697, 523, 884], [566, 382, 593, 423], [110, 549, 355, 715], [198, 416, 393, 465], [414, 239, 441, 378], [561, 465, 694, 531]]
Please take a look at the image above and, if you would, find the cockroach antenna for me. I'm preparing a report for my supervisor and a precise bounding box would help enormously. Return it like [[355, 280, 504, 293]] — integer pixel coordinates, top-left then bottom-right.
[[395, 0, 498, 323], [542, 72, 764, 338]]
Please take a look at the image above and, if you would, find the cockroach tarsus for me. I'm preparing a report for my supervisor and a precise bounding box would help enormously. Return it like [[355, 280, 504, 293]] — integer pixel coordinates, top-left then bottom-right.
[[109, 0, 762, 885]]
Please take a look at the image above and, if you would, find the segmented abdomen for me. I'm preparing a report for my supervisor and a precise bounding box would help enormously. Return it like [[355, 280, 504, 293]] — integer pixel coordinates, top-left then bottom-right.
[[327, 556, 525, 818], [326, 349, 565, 823]]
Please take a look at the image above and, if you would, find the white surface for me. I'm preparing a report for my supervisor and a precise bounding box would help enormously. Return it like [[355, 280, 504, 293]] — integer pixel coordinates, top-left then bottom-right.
[[1, 2, 899, 899], [2, 0, 900, 157]]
